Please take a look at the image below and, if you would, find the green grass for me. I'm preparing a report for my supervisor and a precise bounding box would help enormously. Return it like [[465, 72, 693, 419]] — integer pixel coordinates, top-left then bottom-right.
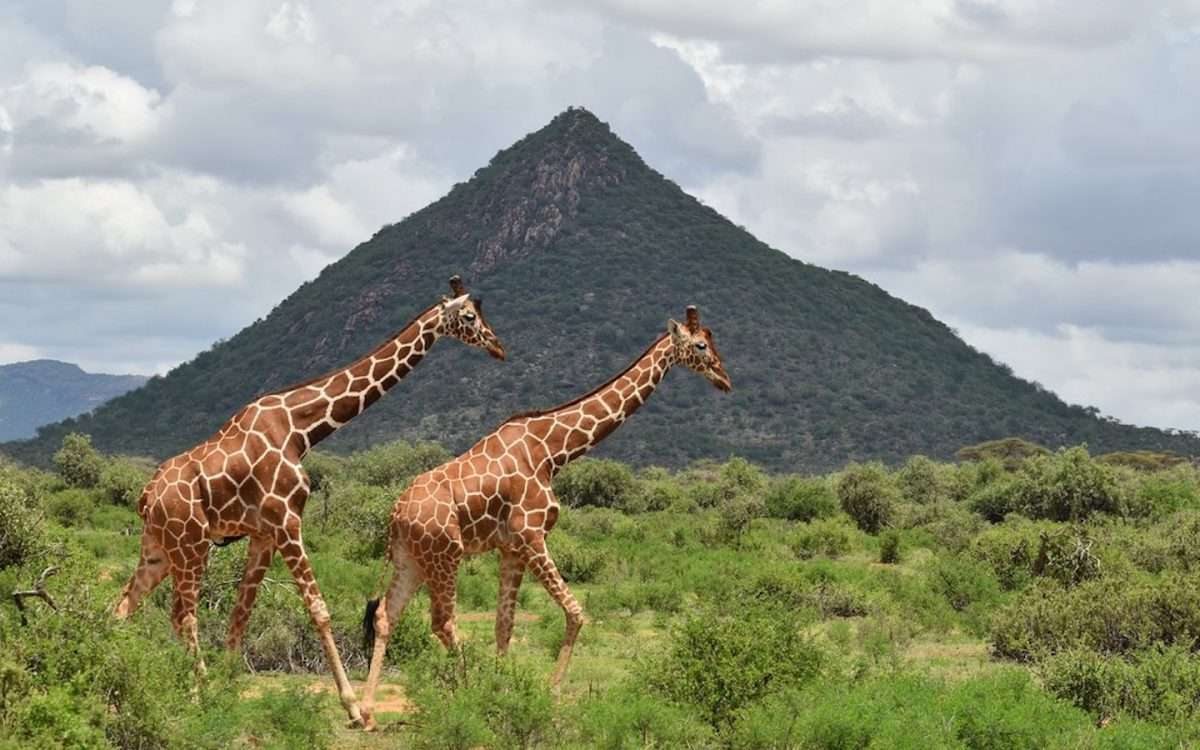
[[6, 443, 1200, 747]]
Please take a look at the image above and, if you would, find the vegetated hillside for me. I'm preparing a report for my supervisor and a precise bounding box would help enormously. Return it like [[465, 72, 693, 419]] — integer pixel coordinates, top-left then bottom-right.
[[0, 360, 147, 441], [5, 108, 1198, 470]]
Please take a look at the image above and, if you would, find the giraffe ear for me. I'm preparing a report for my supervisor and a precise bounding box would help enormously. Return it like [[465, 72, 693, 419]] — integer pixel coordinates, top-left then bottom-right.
[[668, 318, 688, 344], [443, 293, 470, 314]]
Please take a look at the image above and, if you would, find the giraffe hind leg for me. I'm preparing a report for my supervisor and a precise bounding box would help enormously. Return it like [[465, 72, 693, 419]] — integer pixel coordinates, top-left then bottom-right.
[[362, 549, 423, 731], [225, 535, 274, 651]]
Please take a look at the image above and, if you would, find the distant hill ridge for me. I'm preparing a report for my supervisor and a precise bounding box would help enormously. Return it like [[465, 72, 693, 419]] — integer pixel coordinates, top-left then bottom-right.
[[0, 360, 147, 442], [5, 108, 1198, 470]]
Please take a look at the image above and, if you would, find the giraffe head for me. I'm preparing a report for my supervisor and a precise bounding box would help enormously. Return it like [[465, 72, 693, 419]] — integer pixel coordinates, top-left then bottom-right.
[[438, 275, 507, 360], [668, 305, 732, 392]]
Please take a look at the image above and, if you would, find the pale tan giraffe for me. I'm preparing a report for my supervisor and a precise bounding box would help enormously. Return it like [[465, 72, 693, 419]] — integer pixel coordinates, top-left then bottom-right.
[[114, 276, 505, 727], [360, 305, 731, 728]]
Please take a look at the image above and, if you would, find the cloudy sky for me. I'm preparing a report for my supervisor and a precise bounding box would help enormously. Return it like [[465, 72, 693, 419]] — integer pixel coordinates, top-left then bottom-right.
[[1, 1, 1199, 433]]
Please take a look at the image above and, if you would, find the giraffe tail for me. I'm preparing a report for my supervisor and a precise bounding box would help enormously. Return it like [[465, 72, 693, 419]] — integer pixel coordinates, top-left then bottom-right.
[[362, 598, 381, 654]]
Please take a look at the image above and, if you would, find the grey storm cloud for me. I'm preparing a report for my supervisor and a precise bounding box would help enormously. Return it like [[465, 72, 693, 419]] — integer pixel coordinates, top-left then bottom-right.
[[1, 0, 1199, 431]]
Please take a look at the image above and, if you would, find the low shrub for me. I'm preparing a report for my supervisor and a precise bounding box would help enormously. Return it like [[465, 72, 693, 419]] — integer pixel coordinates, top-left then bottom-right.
[[407, 645, 555, 750], [1042, 646, 1200, 726], [551, 532, 607, 583], [641, 605, 824, 729], [896, 455, 951, 505], [554, 458, 637, 510], [764, 475, 838, 522], [788, 517, 859, 560], [1016, 446, 1124, 522], [879, 529, 901, 564], [929, 555, 1002, 613], [344, 439, 450, 487], [990, 575, 1200, 661], [572, 685, 714, 749], [98, 458, 151, 508], [319, 480, 398, 562], [45, 488, 96, 527], [836, 462, 897, 534], [0, 475, 44, 568]]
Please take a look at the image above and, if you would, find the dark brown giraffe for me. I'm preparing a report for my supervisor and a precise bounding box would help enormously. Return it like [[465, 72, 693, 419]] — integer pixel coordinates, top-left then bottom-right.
[[114, 276, 505, 727], [360, 305, 730, 728]]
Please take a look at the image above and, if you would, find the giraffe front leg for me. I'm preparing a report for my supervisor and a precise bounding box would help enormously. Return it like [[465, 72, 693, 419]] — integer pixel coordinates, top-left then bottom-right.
[[519, 536, 583, 687], [275, 523, 364, 728], [225, 536, 274, 651], [495, 548, 525, 655], [362, 551, 423, 731], [114, 536, 169, 619]]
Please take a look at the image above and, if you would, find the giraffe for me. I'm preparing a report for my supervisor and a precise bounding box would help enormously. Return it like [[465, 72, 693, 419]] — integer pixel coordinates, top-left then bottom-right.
[[359, 305, 731, 728], [113, 276, 505, 727]]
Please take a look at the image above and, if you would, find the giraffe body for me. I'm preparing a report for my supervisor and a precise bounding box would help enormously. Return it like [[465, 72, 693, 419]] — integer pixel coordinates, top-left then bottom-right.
[[114, 277, 504, 727], [360, 306, 730, 727]]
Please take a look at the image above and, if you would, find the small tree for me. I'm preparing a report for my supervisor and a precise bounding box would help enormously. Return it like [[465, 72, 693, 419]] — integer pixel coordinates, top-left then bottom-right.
[[53, 433, 104, 488], [836, 462, 897, 534]]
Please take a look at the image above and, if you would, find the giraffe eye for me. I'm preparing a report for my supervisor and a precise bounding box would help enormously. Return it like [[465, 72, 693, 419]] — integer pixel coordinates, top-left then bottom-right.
[[695, 342, 707, 351], [463, 312, 477, 322]]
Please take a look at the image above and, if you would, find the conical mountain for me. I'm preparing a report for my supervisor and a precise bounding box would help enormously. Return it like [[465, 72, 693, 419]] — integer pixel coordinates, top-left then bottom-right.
[[6, 109, 1197, 470]]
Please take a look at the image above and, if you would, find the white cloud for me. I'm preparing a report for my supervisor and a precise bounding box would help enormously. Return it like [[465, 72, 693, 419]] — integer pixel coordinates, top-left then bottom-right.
[[2, 62, 163, 143], [952, 321, 1200, 433], [0, 177, 246, 286]]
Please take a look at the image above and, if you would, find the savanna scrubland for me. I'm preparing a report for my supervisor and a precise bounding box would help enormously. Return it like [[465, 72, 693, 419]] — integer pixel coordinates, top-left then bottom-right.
[[3, 434, 1200, 749]]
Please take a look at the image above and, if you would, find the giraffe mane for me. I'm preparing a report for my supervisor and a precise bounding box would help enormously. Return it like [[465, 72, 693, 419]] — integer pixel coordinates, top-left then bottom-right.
[[504, 334, 669, 422], [261, 302, 440, 397]]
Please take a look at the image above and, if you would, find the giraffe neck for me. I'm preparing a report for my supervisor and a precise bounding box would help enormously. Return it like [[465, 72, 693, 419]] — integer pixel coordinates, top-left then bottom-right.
[[282, 305, 443, 452], [537, 335, 677, 475]]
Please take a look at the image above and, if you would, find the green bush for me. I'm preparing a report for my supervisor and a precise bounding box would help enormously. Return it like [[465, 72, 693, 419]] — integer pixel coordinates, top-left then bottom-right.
[[344, 439, 450, 487], [1042, 646, 1200, 725], [1031, 528, 1101, 586], [990, 575, 1200, 661], [968, 477, 1022, 522], [1015, 447, 1124, 522], [631, 468, 687, 513], [573, 685, 714, 749], [553, 458, 637, 510], [1125, 467, 1200, 518], [45, 488, 96, 527], [896, 455, 950, 505], [765, 475, 838, 521], [715, 492, 766, 547], [551, 532, 607, 583], [956, 437, 1050, 469], [970, 523, 1040, 590], [641, 606, 824, 729], [685, 458, 767, 511], [98, 458, 150, 508], [408, 646, 555, 750], [731, 671, 1087, 750], [0, 475, 44, 569], [929, 555, 1002, 612], [301, 450, 347, 493], [879, 529, 901, 564], [319, 480, 398, 562], [52, 433, 104, 489], [836, 462, 897, 534], [788, 517, 859, 560]]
